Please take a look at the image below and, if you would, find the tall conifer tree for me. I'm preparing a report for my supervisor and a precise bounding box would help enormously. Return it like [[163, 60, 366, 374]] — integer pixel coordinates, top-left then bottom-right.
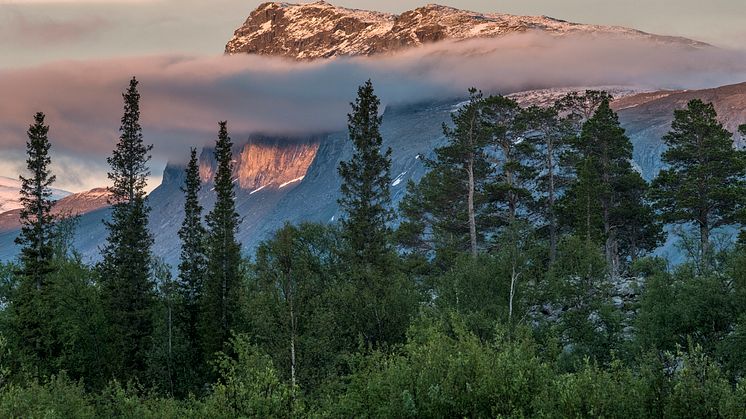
[[520, 105, 573, 262], [16, 112, 56, 285], [651, 99, 746, 259], [561, 100, 661, 276], [483, 95, 536, 226], [177, 148, 207, 378], [338, 80, 393, 266], [200, 121, 243, 359], [12, 112, 58, 369], [100, 77, 155, 378], [338, 81, 416, 348], [398, 89, 493, 262]]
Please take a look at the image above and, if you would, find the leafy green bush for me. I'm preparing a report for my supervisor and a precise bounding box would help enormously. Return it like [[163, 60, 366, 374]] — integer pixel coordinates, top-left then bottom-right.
[[0, 374, 94, 419]]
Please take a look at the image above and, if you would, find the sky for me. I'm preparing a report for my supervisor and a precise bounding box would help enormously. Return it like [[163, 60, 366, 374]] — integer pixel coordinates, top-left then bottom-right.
[[0, 0, 745, 192]]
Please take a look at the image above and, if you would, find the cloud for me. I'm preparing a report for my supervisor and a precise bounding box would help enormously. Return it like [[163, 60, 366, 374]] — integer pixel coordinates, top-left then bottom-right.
[[1, 32, 746, 191]]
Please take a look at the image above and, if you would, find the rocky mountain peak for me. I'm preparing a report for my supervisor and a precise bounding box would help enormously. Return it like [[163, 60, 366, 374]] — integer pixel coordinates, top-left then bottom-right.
[[225, 2, 708, 60]]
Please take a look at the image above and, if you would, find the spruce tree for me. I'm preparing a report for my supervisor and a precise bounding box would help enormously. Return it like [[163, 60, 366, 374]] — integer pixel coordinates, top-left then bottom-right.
[[176, 147, 207, 384], [651, 99, 746, 259], [338, 80, 393, 266], [100, 77, 155, 378], [337, 81, 417, 348], [200, 121, 243, 360], [16, 112, 56, 285], [12, 112, 58, 370]]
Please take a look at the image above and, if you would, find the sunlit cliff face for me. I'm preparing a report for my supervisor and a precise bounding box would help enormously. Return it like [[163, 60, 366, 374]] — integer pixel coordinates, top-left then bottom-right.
[[198, 138, 320, 191]]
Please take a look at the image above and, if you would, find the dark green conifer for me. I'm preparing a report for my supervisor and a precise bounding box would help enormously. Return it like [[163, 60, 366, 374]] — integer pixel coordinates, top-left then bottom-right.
[[482, 95, 536, 226], [338, 80, 393, 266], [200, 121, 243, 360], [16, 112, 56, 285], [520, 105, 573, 262], [398, 89, 493, 262], [561, 99, 662, 275], [337, 81, 417, 349], [176, 147, 207, 385], [12, 112, 58, 370], [651, 99, 746, 260], [99, 77, 155, 378]]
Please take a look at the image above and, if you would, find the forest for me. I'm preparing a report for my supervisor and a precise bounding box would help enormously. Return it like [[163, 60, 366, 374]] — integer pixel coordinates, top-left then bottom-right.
[[2, 77, 746, 417]]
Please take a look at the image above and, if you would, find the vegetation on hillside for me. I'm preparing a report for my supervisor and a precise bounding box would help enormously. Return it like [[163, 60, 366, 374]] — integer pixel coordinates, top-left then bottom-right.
[[2, 80, 746, 417]]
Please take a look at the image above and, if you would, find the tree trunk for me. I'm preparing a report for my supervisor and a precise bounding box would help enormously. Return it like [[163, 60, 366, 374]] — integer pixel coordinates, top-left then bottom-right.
[[509, 263, 517, 325], [467, 154, 478, 258], [700, 222, 710, 262]]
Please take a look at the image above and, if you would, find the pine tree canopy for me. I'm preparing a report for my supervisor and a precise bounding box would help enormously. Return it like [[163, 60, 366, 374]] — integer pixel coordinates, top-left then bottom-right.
[[650, 99, 746, 253]]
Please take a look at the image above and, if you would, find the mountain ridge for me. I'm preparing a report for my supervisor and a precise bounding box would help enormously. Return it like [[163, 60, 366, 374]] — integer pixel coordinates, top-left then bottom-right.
[[225, 1, 709, 60], [0, 176, 71, 214]]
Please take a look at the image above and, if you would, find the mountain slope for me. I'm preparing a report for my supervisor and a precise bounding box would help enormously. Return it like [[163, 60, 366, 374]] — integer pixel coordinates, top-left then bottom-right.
[[0, 176, 70, 213], [226, 1, 708, 60], [3, 83, 745, 265], [0, 187, 110, 232]]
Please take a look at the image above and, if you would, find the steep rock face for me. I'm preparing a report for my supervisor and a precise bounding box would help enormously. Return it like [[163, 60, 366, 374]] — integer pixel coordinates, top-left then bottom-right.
[[225, 1, 707, 60], [144, 135, 322, 266], [198, 137, 320, 191]]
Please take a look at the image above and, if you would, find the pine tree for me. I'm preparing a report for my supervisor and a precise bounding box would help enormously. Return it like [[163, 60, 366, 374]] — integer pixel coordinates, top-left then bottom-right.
[[338, 80, 393, 265], [561, 99, 661, 276], [555, 90, 614, 132], [99, 77, 155, 378], [200, 121, 243, 360], [482, 95, 536, 227], [398, 89, 493, 262], [176, 147, 207, 384], [651, 99, 746, 260], [520, 105, 573, 262], [12, 112, 58, 371]]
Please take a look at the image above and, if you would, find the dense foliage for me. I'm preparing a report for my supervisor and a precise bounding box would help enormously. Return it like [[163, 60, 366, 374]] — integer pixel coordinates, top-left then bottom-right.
[[2, 81, 746, 417]]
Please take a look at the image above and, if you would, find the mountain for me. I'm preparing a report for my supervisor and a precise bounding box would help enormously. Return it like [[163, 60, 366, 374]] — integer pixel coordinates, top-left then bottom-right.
[[0, 187, 110, 232], [0, 176, 70, 213], [612, 82, 746, 180], [0, 2, 740, 265], [225, 1, 708, 60], [2, 83, 745, 265]]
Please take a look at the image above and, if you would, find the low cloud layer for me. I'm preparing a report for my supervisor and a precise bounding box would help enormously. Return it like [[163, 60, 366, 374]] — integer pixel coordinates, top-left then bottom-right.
[[1, 33, 746, 191]]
